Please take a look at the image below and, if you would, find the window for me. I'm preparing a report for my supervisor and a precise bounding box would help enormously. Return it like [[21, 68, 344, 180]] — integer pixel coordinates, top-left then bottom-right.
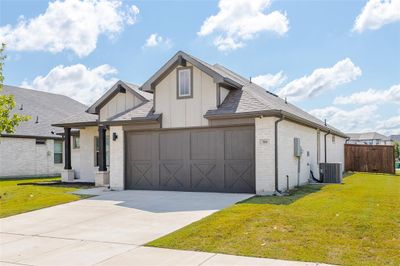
[[73, 136, 80, 149], [94, 136, 110, 166], [177, 67, 192, 98], [332, 135, 336, 143], [54, 141, 63, 164], [36, 139, 46, 145]]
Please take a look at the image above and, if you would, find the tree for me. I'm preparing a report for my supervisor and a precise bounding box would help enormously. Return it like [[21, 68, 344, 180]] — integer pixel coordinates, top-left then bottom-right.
[[394, 141, 400, 160], [0, 43, 30, 134]]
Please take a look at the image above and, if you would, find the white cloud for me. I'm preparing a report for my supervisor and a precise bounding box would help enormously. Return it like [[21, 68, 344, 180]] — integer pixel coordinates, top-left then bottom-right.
[[252, 71, 287, 91], [376, 115, 400, 135], [143, 33, 172, 48], [0, 0, 139, 57], [21, 64, 118, 105], [277, 58, 362, 102], [309, 105, 379, 133], [334, 84, 400, 105], [198, 0, 289, 51], [353, 0, 400, 33]]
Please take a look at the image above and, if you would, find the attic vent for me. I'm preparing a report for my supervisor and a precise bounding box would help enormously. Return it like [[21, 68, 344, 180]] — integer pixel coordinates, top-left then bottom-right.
[[35, 116, 39, 124], [19, 104, 23, 110]]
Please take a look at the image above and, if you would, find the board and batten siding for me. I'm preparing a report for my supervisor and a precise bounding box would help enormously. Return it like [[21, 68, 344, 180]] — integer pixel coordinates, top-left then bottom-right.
[[155, 63, 217, 128], [99, 90, 143, 121]]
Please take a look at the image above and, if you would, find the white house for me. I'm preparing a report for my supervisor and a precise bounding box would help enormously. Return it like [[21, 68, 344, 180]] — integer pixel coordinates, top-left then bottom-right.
[[0, 85, 95, 178], [53, 51, 347, 195], [347, 132, 393, 145]]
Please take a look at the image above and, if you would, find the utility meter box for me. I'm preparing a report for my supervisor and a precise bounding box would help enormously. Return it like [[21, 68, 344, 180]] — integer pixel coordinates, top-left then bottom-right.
[[294, 137, 302, 157]]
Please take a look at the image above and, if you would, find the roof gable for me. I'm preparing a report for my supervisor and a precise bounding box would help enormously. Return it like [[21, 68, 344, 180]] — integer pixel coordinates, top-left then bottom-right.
[[140, 51, 243, 92], [87, 80, 152, 114]]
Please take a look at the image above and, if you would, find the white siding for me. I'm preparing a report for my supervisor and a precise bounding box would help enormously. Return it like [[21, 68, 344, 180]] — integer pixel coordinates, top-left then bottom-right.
[[0, 137, 63, 177], [99, 91, 143, 121], [155, 63, 217, 128]]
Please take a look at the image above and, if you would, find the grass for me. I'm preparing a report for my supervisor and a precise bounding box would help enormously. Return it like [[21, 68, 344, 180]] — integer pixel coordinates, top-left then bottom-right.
[[148, 172, 400, 266], [0, 177, 93, 218]]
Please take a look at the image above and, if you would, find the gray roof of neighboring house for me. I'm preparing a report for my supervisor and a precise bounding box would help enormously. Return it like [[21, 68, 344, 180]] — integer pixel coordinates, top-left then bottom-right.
[[347, 132, 390, 141], [0, 85, 89, 138], [390, 135, 400, 141]]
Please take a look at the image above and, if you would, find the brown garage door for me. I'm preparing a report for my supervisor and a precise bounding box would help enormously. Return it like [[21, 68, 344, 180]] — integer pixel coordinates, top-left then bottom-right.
[[125, 126, 255, 193]]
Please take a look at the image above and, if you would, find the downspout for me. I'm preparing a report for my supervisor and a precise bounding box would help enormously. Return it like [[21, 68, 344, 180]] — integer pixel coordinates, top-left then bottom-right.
[[324, 130, 331, 163], [275, 113, 284, 194]]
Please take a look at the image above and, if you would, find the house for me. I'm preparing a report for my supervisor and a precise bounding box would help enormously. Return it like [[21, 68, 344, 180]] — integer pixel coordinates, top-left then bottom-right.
[[347, 132, 393, 145], [390, 135, 400, 142], [53, 51, 347, 195], [0, 85, 95, 178]]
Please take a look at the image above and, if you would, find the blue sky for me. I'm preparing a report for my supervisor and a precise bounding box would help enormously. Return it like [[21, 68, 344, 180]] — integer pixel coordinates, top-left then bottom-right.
[[1, 0, 399, 135]]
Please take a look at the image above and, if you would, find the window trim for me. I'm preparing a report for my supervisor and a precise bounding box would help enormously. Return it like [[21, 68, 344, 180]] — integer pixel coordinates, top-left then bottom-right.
[[54, 140, 63, 164], [176, 66, 193, 99], [94, 136, 110, 167], [73, 135, 80, 149]]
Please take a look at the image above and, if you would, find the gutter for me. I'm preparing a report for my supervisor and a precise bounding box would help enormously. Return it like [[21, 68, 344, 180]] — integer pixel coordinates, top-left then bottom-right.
[[274, 112, 284, 194], [324, 130, 331, 163]]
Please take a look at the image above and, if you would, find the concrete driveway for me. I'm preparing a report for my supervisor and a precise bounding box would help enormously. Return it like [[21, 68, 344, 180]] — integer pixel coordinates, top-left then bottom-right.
[[0, 190, 254, 265]]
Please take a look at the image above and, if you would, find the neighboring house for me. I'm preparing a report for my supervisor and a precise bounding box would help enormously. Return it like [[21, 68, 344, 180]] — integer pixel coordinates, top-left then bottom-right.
[[0, 85, 92, 178], [390, 135, 400, 142], [53, 51, 347, 195], [347, 132, 393, 145]]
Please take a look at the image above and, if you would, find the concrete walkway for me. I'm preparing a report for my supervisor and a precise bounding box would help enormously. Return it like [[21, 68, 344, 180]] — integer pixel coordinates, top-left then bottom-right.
[[0, 190, 328, 266]]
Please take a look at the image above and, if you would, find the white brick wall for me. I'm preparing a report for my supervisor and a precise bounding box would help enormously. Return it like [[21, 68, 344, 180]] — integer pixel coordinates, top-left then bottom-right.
[[277, 120, 318, 191], [255, 117, 345, 194], [109, 126, 124, 190], [0, 137, 63, 177], [76, 126, 98, 182], [255, 117, 276, 194]]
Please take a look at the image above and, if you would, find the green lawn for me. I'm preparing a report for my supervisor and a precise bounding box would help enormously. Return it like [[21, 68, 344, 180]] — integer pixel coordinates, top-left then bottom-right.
[[148, 172, 400, 266], [0, 177, 92, 218]]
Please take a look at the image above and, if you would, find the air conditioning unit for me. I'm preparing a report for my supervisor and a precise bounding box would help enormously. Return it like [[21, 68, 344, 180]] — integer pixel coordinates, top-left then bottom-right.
[[319, 163, 343, 183]]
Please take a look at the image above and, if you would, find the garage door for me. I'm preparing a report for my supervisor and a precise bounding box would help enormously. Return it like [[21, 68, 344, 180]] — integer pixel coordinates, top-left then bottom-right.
[[125, 126, 255, 193]]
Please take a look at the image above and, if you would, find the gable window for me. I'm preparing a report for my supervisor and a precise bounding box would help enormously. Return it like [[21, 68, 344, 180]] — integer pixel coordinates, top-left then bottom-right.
[[73, 136, 80, 149], [177, 67, 192, 98], [94, 136, 110, 167], [54, 140, 63, 164]]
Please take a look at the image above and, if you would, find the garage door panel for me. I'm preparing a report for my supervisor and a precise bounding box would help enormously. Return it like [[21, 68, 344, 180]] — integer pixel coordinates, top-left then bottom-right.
[[159, 161, 188, 190], [128, 161, 154, 189], [224, 161, 255, 193], [190, 161, 224, 191], [126, 126, 255, 193], [159, 131, 189, 160], [190, 130, 221, 160], [224, 128, 255, 160]]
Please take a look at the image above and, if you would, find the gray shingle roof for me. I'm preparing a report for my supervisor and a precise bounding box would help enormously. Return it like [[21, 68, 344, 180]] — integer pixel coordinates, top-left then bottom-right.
[[107, 101, 160, 122], [1, 85, 89, 138], [206, 64, 344, 135], [347, 132, 390, 141]]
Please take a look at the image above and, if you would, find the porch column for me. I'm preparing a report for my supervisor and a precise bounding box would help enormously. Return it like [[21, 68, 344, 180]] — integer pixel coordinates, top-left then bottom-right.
[[98, 125, 107, 171], [64, 127, 72, 170]]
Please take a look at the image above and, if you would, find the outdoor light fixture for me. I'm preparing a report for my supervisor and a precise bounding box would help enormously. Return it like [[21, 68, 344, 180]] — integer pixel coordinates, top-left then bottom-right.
[[112, 132, 118, 141]]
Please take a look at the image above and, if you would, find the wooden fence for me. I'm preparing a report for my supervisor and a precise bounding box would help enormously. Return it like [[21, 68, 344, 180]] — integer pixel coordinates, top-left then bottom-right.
[[345, 144, 395, 174]]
